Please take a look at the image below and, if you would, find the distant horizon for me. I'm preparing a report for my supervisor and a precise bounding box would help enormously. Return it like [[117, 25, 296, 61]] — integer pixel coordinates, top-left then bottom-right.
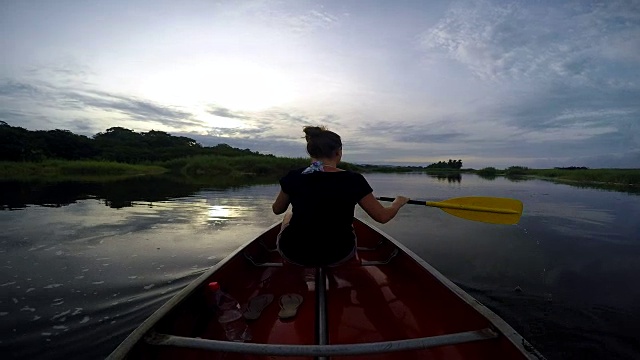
[[4, 121, 635, 170]]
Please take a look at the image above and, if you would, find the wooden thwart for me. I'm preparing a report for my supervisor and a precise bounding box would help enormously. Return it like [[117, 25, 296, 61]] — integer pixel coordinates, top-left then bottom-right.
[[145, 328, 499, 356]]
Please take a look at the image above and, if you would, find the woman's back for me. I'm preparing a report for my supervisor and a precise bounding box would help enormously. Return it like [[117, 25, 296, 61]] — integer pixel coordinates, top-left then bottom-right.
[[271, 126, 409, 267], [280, 168, 373, 232]]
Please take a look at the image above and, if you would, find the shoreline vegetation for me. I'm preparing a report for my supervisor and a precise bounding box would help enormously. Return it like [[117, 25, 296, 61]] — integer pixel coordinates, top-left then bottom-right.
[[474, 166, 640, 187], [2, 157, 638, 189], [1, 123, 638, 189]]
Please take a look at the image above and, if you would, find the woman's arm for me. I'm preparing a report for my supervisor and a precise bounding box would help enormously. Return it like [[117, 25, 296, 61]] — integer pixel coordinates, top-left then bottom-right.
[[272, 190, 290, 215], [358, 193, 409, 224]]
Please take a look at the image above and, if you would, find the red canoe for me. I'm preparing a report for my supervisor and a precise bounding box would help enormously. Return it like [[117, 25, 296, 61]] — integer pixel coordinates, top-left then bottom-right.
[[107, 219, 545, 359]]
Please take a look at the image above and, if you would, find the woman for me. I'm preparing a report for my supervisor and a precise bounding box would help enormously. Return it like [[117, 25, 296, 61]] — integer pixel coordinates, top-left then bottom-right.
[[272, 126, 409, 267]]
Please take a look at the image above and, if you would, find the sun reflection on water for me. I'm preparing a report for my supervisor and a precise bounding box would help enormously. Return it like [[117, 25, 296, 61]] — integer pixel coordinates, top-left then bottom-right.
[[207, 205, 233, 221]]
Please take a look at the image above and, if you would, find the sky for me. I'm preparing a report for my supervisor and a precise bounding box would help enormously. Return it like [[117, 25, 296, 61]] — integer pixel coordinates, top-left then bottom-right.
[[1, 0, 639, 168]]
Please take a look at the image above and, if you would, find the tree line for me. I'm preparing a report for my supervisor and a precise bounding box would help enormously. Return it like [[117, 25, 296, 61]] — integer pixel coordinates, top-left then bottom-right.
[[0, 122, 266, 163], [426, 159, 463, 169]]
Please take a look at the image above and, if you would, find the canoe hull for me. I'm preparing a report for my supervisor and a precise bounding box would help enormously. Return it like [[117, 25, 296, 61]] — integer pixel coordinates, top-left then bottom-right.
[[108, 219, 544, 360]]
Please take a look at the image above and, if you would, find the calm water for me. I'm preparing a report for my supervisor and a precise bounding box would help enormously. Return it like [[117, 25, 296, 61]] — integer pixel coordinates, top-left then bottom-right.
[[1, 174, 639, 359]]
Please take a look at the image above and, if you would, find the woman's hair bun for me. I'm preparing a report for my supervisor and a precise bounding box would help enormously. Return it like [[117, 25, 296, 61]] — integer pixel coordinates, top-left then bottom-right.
[[303, 126, 325, 139], [302, 125, 342, 158]]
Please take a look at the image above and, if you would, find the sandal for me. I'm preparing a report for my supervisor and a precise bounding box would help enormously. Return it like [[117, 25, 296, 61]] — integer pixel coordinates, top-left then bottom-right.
[[278, 293, 303, 319], [243, 294, 274, 320]]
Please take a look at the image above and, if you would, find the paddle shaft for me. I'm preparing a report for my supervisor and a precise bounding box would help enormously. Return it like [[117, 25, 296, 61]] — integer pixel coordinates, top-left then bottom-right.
[[376, 197, 520, 215], [377, 197, 424, 206]]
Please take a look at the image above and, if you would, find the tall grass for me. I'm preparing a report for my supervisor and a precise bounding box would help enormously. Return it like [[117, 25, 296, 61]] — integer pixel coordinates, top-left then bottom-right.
[[158, 155, 378, 180], [527, 169, 640, 185], [477, 167, 498, 176], [161, 155, 309, 178]]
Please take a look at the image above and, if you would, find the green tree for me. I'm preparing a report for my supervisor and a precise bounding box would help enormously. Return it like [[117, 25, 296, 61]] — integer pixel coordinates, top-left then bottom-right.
[[426, 159, 463, 169], [0, 123, 41, 161], [32, 129, 97, 160]]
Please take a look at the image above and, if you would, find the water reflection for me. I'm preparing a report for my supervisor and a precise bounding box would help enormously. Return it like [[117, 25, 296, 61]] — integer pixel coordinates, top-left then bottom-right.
[[0, 176, 201, 210], [1, 173, 639, 360], [0, 174, 281, 210], [0, 184, 283, 359], [3, 172, 636, 211], [476, 173, 497, 180], [427, 173, 462, 183]]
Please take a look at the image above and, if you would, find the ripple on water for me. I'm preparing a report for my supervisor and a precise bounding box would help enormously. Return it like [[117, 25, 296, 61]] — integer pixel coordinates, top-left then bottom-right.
[[44, 284, 63, 289], [51, 310, 71, 321]]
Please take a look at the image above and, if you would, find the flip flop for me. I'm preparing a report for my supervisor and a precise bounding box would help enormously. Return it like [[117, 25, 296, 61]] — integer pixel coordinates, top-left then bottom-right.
[[278, 293, 303, 319], [243, 294, 274, 320]]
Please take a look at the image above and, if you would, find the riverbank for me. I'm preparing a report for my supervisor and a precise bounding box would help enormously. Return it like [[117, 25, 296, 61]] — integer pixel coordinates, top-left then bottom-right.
[[474, 167, 640, 186], [2, 159, 638, 188], [524, 168, 640, 185], [0, 160, 167, 182], [0, 157, 413, 182]]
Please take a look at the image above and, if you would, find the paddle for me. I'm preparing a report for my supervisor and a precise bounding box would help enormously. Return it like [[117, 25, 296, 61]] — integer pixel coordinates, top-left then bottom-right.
[[376, 196, 523, 225]]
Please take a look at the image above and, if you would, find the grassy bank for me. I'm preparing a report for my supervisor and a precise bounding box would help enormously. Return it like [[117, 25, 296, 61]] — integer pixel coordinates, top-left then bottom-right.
[[156, 155, 389, 180], [474, 166, 640, 186], [4, 158, 638, 187], [0, 160, 167, 181], [1, 156, 357, 183], [525, 168, 640, 185], [158, 155, 309, 179]]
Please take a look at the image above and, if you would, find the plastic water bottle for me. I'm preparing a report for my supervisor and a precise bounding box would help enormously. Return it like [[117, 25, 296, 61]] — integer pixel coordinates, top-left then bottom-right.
[[208, 282, 251, 342]]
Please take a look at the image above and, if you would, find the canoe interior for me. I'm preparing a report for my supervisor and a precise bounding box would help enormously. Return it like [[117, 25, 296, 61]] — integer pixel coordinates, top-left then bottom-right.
[[121, 219, 538, 360]]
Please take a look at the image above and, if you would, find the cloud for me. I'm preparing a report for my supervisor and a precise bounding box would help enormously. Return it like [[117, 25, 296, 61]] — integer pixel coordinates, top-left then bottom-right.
[[173, 106, 348, 158], [358, 121, 466, 144], [0, 108, 53, 129], [419, 0, 640, 85], [64, 89, 201, 128], [207, 105, 247, 119], [219, 1, 341, 37], [0, 81, 43, 97], [284, 9, 339, 34], [202, 126, 273, 138], [174, 131, 305, 158], [494, 81, 640, 145], [0, 78, 203, 130], [241, 108, 342, 136], [25, 59, 95, 85]]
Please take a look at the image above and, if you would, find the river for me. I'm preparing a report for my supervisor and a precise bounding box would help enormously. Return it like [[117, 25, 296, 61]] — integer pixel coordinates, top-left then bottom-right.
[[1, 173, 639, 359]]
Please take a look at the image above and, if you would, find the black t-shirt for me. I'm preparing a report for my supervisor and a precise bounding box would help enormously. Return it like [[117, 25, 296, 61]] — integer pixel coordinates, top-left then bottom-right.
[[278, 167, 373, 266]]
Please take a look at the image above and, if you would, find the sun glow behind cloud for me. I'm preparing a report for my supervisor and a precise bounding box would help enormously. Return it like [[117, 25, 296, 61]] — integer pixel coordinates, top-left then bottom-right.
[[136, 59, 296, 122]]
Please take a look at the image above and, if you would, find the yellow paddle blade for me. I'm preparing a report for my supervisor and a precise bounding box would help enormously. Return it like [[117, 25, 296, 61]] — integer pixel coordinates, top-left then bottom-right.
[[425, 197, 523, 225]]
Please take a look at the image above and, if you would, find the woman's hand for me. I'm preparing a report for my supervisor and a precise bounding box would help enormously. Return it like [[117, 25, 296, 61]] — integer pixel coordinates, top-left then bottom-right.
[[358, 193, 410, 224], [391, 196, 410, 208]]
